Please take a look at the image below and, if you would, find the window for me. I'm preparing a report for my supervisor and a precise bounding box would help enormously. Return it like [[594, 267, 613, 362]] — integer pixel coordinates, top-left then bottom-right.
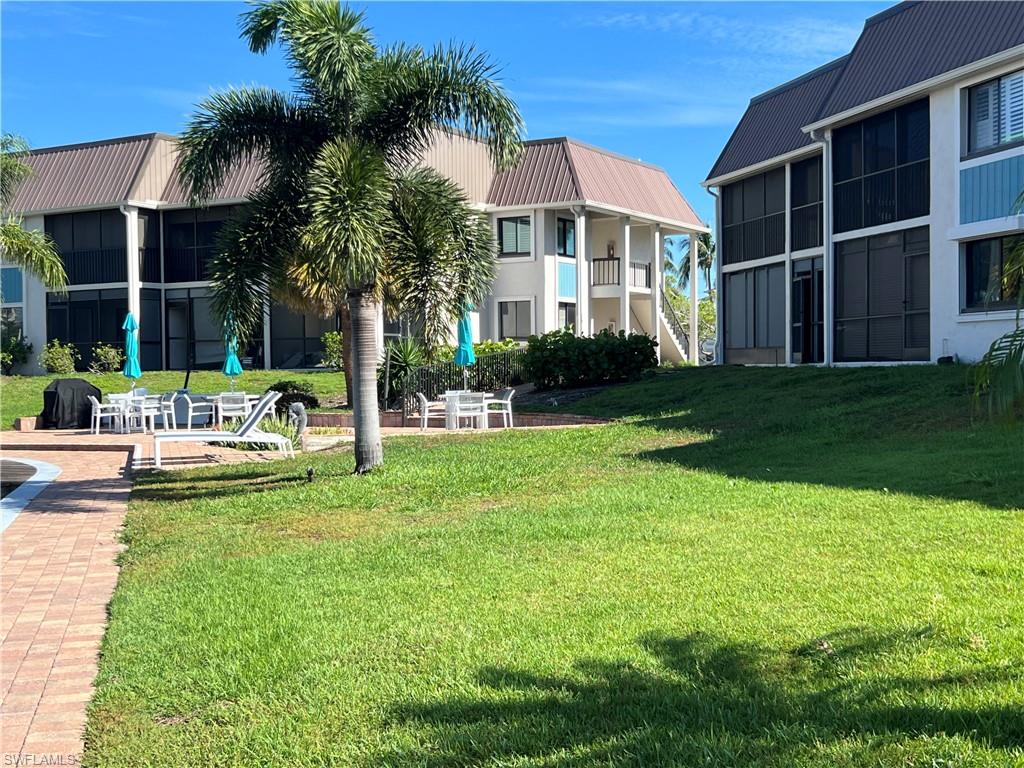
[[163, 206, 238, 282], [558, 302, 576, 331], [963, 235, 1023, 312], [967, 69, 1024, 155], [556, 218, 576, 258], [1, 266, 24, 343], [270, 304, 336, 368], [790, 155, 823, 251], [46, 288, 129, 371], [832, 99, 929, 233], [834, 226, 929, 362], [498, 300, 531, 340], [44, 210, 127, 284], [498, 216, 531, 257], [723, 263, 785, 364], [721, 167, 785, 265], [138, 210, 161, 283]]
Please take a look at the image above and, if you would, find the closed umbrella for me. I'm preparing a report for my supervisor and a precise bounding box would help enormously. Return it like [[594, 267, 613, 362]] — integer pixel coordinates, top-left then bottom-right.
[[222, 320, 244, 391], [453, 304, 475, 390], [121, 313, 141, 389]]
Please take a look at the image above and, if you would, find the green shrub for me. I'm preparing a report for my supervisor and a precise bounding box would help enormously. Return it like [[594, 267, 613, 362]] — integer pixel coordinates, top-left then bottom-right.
[[524, 328, 657, 390], [39, 339, 79, 374], [0, 335, 32, 375], [321, 330, 344, 369], [88, 343, 125, 374], [267, 379, 319, 414], [436, 337, 519, 362], [379, 337, 425, 407]]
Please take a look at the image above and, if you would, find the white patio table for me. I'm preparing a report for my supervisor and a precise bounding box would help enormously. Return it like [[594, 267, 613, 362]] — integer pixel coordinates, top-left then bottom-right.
[[440, 391, 489, 430]]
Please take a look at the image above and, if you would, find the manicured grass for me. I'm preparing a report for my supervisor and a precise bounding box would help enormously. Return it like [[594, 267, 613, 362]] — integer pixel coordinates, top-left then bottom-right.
[[0, 370, 346, 429], [88, 366, 1023, 767]]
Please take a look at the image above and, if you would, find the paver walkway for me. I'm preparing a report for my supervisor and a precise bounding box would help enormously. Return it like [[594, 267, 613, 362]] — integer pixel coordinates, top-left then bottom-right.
[[0, 432, 281, 763]]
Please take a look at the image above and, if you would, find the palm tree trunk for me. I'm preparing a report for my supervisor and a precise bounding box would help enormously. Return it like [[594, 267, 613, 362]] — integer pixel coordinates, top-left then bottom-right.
[[339, 303, 354, 407], [347, 288, 383, 473]]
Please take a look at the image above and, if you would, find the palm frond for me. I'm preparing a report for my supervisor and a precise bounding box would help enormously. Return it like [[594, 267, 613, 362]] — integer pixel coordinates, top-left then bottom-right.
[[241, 0, 374, 109], [385, 167, 495, 355], [177, 87, 324, 204], [302, 138, 393, 291], [357, 42, 523, 171], [1, 134, 33, 210], [0, 219, 67, 290], [973, 327, 1024, 419]]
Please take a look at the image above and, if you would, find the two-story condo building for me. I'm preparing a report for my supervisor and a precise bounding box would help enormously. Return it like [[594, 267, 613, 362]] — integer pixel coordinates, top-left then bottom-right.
[[2, 132, 705, 373], [704, 1, 1023, 365]]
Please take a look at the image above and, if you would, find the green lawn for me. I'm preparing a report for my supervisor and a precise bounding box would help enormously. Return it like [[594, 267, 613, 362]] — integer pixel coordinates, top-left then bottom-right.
[[0, 370, 346, 429], [87, 366, 1023, 767]]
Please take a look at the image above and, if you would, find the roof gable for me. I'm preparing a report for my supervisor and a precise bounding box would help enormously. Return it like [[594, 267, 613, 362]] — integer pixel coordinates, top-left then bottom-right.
[[817, 1, 1024, 121], [706, 57, 845, 182], [9, 134, 159, 214]]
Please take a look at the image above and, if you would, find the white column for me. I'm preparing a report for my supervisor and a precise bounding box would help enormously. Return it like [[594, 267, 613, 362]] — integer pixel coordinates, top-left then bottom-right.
[[649, 224, 662, 360], [714, 191, 723, 365], [689, 231, 699, 364], [574, 208, 589, 336], [536, 208, 555, 333], [123, 206, 141, 321], [619, 216, 631, 334], [822, 130, 834, 365]]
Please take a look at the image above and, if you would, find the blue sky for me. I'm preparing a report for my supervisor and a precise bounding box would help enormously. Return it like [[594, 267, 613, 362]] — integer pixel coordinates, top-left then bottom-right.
[[2, 1, 889, 228]]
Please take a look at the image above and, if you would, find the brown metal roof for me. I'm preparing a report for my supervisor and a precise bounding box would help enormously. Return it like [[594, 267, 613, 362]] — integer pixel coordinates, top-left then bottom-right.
[[160, 150, 267, 205], [8, 134, 159, 214], [705, 57, 846, 182], [488, 138, 703, 228], [818, 1, 1024, 121]]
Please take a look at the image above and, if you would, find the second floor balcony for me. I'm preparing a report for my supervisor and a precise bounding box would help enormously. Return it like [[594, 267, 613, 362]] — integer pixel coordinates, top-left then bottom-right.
[[591, 258, 652, 290]]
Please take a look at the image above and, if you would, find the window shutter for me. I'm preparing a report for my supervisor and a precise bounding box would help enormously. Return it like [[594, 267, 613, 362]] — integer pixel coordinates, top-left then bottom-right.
[[517, 218, 531, 253], [1000, 71, 1024, 145], [971, 80, 999, 151]]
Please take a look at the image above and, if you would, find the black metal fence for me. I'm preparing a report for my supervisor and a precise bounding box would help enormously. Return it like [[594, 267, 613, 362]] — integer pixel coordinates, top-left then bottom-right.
[[400, 347, 527, 417]]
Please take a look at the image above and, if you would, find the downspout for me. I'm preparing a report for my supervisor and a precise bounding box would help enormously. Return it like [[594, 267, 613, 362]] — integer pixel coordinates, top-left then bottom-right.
[[120, 204, 141, 325]]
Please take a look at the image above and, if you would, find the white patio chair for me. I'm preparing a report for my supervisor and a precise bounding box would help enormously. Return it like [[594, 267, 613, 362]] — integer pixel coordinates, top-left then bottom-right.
[[416, 392, 447, 431], [181, 393, 216, 429], [153, 392, 294, 468], [217, 391, 252, 428], [158, 392, 178, 431], [485, 387, 516, 428], [128, 395, 162, 433], [452, 392, 487, 430], [87, 395, 124, 434]]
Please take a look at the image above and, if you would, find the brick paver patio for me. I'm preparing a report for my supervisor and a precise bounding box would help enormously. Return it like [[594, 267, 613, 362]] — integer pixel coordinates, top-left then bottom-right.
[[0, 431, 281, 763]]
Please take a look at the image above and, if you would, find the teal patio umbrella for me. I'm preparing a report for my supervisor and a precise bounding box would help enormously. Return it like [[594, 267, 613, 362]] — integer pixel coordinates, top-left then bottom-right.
[[222, 319, 244, 391], [453, 304, 476, 390], [121, 313, 142, 388]]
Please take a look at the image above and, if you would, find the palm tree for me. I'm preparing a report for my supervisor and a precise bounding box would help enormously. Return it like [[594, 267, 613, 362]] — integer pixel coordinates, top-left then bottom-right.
[[0, 134, 67, 291], [663, 231, 715, 292], [973, 188, 1024, 418], [177, 0, 523, 473]]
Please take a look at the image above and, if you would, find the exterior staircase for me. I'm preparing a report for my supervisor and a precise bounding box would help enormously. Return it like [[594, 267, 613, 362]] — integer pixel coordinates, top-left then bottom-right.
[[658, 288, 690, 363]]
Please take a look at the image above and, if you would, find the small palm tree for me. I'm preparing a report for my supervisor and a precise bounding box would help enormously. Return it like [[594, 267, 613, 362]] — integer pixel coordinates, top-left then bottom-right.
[[0, 134, 67, 291], [178, 0, 523, 473], [973, 188, 1024, 418], [664, 231, 715, 292]]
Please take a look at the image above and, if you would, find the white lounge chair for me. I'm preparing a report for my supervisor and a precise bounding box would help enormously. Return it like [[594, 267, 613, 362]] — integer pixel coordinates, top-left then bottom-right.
[[153, 391, 294, 468]]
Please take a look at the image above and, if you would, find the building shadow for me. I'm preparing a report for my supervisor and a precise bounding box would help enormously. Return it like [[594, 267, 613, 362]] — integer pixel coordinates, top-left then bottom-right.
[[378, 628, 1023, 767]]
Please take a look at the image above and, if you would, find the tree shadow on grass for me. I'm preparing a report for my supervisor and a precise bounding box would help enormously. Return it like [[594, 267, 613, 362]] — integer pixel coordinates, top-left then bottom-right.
[[381, 628, 1023, 767]]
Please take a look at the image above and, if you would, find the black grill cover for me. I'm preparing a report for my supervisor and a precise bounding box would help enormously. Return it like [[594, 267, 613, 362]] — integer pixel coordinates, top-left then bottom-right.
[[40, 379, 101, 429]]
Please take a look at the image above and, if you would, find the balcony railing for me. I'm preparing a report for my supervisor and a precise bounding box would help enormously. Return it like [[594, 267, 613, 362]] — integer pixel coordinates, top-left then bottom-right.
[[60, 248, 127, 285], [592, 257, 620, 286], [630, 261, 651, 289]]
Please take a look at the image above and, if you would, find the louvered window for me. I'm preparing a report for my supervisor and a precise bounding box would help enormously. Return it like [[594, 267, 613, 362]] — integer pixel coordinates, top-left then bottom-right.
[[498, 217, 531, 257], [968, 69, 1024, 154]]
